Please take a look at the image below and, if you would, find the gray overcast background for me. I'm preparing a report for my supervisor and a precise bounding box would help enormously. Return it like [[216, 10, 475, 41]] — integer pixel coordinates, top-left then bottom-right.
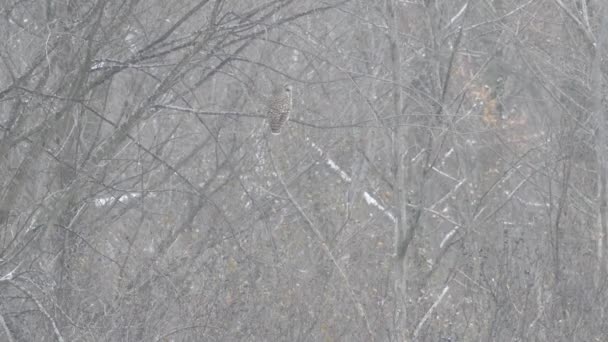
[[0, 0, 607, 341]]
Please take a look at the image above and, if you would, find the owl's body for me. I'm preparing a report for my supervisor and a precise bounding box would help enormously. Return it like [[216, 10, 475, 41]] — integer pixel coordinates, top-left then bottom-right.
[[268, 85, 292, 135]]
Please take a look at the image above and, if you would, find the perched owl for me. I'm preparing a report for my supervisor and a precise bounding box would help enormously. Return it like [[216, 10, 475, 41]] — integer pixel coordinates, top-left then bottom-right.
[[268, 84, 292, 135]]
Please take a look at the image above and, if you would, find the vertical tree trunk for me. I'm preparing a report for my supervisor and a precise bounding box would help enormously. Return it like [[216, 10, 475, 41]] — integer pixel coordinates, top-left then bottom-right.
[[593, 3, 608, 289], [386, 0, 407, 337]]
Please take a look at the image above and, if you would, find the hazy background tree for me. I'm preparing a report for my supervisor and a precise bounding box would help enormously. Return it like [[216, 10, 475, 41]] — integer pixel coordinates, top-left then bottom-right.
[[1, 0, 607, 341]]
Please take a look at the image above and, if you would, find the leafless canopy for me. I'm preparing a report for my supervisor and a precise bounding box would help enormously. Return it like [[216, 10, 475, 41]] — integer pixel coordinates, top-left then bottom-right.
[[1, 0, 607, 341]]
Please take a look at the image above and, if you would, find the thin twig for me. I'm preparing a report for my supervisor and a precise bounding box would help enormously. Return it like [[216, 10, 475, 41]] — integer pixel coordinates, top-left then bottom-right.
[[0, 313, 14, 342], [267, 139, 375, 341], [8, 281, 65, 342], [412, 285, 450, 340]]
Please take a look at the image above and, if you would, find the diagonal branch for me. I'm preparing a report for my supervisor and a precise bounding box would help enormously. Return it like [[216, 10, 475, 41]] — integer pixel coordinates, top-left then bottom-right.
[[267, 140, 375, 341], [412, 285, 450, 340], [7, 281, 65, 342]]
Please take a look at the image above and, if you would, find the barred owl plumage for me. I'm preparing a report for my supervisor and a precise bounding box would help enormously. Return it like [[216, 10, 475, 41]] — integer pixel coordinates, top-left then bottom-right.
[[268, 85, 292, 135]]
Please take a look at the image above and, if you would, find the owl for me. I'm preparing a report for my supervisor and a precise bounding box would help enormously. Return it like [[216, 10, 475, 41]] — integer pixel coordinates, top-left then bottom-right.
[[268, 84, 292, 135]]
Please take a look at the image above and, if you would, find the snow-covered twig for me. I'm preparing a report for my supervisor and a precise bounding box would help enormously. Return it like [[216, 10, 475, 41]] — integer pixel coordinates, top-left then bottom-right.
[[412, 285, 450, 339]]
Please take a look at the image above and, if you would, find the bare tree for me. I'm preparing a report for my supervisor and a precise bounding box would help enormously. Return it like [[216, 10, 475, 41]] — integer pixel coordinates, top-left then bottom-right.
[[2, 0, 608, 341]]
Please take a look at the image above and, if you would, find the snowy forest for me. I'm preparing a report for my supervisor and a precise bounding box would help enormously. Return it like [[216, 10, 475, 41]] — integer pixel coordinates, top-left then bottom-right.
[[1, 0, 608, 341]]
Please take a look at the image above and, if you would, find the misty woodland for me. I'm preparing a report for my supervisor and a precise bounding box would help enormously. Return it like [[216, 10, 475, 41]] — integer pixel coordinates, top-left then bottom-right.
[[1, 0, 607, 341]]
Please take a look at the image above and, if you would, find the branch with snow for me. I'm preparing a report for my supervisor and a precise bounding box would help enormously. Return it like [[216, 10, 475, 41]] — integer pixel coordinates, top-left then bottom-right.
[[412, 285, 450, 340], [310, 141, 396, 222]]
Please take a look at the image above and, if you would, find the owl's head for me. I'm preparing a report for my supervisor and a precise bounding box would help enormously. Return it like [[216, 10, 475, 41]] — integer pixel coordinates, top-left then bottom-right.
[[283, 84, 292, 94]]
